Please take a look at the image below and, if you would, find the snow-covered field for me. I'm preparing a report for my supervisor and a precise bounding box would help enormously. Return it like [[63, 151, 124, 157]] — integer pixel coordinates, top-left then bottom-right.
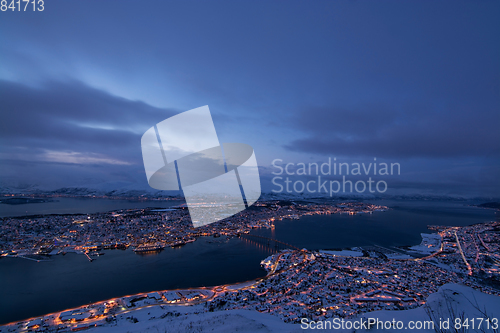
[[407, 233, 441, 255], [385, 253, 413, 259], [319, 249, 363, 257]]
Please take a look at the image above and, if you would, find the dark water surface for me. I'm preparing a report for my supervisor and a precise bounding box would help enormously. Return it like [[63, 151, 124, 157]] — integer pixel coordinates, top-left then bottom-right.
[[251, 200, 498, 249], [0, 237, 271, 325], [0, 197, 183, 217], [0, 198, 497, 324]]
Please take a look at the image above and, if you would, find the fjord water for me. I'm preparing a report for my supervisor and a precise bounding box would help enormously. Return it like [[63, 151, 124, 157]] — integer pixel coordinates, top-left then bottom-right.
[[0, 198, 497, 324], [0, 197, 183, 217], [0, 237, 272, 325], [251, 200, 499, 250]]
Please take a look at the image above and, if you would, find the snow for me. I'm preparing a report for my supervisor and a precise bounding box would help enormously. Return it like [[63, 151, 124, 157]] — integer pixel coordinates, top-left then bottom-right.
[[225, 280, 258, 291], [79, 284, 499, 333], [335, 283, 500, 332], [97, 283, 497, 333], [407, 233, 441, 255], [2, 282, 499, 333], [385, 253, 413, 259], [320, 249, 363, 257], [91, 307, 299, 333]]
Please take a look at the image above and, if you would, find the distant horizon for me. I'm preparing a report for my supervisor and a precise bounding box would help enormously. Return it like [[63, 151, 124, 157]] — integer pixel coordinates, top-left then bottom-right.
[[1, 188, 499, 201]]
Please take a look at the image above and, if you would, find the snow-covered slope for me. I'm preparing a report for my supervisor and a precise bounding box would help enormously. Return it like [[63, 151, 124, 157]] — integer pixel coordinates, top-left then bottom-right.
[[337, 283, 500, 333], [82, 284, 499, 333], [92, 307, 300, 333]]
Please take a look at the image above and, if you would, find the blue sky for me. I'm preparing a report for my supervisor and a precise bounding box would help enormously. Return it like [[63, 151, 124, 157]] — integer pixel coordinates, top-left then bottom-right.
[[0, 1, 499, 197]]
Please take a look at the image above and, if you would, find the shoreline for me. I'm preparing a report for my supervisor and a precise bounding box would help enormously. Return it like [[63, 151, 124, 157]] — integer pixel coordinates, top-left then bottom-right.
[[1, 200, 497, 329], [0, 230, 448, 328]]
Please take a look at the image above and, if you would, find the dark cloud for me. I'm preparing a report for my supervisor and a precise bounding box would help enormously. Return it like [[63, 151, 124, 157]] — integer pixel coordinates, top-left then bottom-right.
[[284, 102, 500, 158], [0, 80, 178, 164], [0, 1, 499, 196]]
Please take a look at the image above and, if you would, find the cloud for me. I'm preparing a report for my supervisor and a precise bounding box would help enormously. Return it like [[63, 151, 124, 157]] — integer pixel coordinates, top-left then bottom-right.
[[0, 79, 178, 164], [40, 150, 133, 165], [284, 102, 500, 158], [0, 79, 181, 190]]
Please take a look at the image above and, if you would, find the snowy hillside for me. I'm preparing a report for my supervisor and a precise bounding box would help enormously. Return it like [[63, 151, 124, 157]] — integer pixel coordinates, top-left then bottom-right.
[[78, 284, 499, 333], [91, 307, 300, 333]]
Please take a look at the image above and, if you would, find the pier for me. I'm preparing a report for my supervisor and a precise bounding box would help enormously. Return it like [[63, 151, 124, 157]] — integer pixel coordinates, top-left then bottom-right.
[[84, 252, 94, 262]]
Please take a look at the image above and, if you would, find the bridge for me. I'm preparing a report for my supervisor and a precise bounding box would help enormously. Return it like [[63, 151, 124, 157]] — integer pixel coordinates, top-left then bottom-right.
[[239, 234, 302, 251]]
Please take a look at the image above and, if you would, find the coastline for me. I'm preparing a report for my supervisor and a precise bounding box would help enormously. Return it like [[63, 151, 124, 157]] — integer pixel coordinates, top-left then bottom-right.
[[2, 221, 499, 331]]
